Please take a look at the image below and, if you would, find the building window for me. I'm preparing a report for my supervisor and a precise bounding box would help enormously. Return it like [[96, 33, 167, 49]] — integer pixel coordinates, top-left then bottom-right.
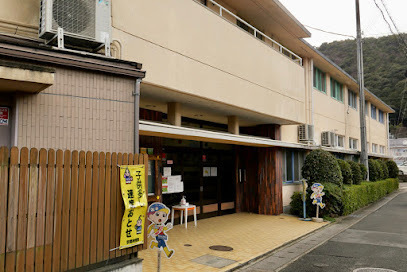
[[283, 150, 305, 183], [349, 138, 358, 149], [330, 78, 343, 102], [379, 110, 384, 123], [336, 135, 345, 147], [371, 105, 377, 120], [313, 67, 326, 93], [372, 143, 378, 153], [348, 90, 358, 110], [380, 145, 385, 154]]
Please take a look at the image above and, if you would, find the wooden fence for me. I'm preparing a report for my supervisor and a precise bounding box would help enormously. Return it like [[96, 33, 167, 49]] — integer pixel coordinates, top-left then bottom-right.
[[0, 146, 148, 272]]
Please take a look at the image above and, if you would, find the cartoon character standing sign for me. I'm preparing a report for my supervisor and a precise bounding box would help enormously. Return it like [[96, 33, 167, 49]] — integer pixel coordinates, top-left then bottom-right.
[[147, 202, 175, 259], [310, 183, 325, 222]]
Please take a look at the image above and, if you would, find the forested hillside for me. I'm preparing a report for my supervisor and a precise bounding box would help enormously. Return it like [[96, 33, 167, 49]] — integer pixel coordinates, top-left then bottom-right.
[[318, 34, 407, 126]]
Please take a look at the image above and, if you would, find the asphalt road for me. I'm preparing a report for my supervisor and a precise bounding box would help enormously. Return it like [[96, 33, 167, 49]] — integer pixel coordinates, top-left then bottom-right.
[[281, 187, 407, 272]]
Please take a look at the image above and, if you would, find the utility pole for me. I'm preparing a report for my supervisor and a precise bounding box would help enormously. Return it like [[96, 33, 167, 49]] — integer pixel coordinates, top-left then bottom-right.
[[356, 0, 369, 180]]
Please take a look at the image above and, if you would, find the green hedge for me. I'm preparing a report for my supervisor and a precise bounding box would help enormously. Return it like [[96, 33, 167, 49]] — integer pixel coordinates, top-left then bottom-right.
[[378, 160, 389, 179], [348, 161, 362, 185], [302, 149, 343, 187], [359, 163, 368, 180], [291, 178, 399, 217], [386, 160, 399, 178], [342, 178, 399, 215], [337, 159, 353, 185]]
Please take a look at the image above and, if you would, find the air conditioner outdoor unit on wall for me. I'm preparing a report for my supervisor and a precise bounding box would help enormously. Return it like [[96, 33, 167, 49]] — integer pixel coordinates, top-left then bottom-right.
[[39, 0, 111, 50], [298, 124, 314, 142], [321, 131, 336, 147]]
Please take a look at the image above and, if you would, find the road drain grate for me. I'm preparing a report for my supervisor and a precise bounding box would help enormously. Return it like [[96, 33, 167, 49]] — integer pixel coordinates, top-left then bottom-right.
[[209, 245, 233, 251]]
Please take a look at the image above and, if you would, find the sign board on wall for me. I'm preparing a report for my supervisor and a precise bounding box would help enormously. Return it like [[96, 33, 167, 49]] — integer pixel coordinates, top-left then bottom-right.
[[0, 107, 9, 126], [119, 165, 148, 249]]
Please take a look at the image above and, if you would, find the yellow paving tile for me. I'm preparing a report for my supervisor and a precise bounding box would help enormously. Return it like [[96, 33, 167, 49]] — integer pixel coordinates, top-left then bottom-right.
[[139, 213, 328, 272]]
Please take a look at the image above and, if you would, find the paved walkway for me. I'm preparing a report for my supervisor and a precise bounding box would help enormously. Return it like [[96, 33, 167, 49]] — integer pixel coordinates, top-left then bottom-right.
[[236, 183, 407, 272], [138, 213, 328, 272]]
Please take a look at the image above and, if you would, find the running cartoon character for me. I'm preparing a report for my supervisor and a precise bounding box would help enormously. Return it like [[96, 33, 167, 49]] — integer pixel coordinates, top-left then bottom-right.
[[135, 215, 143, 235], [147, 202, 174, 258], [310, 183, 325, 209]]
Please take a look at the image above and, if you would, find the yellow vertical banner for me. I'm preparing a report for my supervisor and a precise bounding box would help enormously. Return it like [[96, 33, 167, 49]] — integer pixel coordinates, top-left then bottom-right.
[[120, 165, 148, 249]]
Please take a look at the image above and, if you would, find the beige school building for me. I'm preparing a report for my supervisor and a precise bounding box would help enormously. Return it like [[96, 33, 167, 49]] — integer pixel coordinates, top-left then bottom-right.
[[0, 0, 394, 267]]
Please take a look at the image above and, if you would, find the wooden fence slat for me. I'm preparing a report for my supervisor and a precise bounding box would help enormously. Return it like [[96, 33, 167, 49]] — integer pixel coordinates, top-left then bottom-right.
[[44, 149, 56, 272], [34, 149, 48, 272], [0, 147, 9, 272], [26, 148, 39, 272], [115, 153, 123, 258], [16, 147, 29, 272], [109, 153, 118, 259], [52, 150, 64, 272], [142, 154, 149, 251], [75, 151, 86, 268], [83, 151, 93, 266], [68, 151, 79, 270], [103, 153, 111, 261], [5, 147, 18, 272], [90, 152, 99, 264], [121, 154, 129, 256], [97, 152, 106, 262], [60, 150, 72, 271]]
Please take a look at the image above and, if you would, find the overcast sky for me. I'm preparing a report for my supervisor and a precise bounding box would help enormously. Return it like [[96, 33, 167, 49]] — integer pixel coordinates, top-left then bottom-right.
[[279, 0, 407, 47]]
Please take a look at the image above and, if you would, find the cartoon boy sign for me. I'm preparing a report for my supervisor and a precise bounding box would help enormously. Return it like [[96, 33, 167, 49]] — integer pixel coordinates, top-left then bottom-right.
[[310, 183, 325, 209], [147, 202, 174, 258]]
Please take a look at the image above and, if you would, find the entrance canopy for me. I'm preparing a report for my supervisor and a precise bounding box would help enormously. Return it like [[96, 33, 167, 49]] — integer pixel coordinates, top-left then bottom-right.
[[140, 120, 307, 148]]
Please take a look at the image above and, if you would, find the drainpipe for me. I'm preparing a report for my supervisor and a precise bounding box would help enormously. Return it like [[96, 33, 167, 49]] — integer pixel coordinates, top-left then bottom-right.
[[134, 78, 141, 154]]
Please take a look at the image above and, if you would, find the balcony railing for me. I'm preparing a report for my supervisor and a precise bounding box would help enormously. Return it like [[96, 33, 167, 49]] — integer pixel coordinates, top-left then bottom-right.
[[196, 0, 303, 66]]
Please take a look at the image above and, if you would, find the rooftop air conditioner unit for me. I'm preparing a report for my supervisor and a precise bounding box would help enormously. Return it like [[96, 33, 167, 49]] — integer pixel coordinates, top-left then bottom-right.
[[321, 131, 336, 147], [298, 124, 314, 143], [39, 0, 111, 51]]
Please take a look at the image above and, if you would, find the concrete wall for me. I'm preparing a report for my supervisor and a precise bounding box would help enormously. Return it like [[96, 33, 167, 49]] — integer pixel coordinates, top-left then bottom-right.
[[112, 0, 306, 124], [16, 67, 136, 153]]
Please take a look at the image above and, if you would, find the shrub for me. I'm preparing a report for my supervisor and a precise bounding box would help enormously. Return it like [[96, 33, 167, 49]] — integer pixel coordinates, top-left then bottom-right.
[[337, 159, 353, 185], [302, 149, 343, 187], [342, 178, 399, 215], [386, 160, 399, 178], [359, 163, 368, 180], [374, 160, 384, 181], [378, 160, 389, 179], [290, 182, 343, 218], [368, 159, 380, 181], [348, 161, 362, 185]]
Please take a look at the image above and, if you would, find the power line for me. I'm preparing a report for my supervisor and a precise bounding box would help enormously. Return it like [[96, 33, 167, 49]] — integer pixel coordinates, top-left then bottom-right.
[[372, 0, 407, 59], [304, 25, 355, 39]]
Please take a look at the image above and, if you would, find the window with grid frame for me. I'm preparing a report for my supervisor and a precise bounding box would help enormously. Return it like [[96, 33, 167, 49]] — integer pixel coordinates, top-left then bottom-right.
[[372, 144, 378, 153], [378, 110, 384, 123], [348, 90, 358, 110], [313, 67, 326, 93], [283, 150, 305, 183], [380, 145, 385, 154], [349, 138, 358, 149], [330, 78, 343, 102], [371, 104, 377, 120]]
